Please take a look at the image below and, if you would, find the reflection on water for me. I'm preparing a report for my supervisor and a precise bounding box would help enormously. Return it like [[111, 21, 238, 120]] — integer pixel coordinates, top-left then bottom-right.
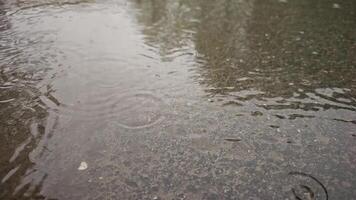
[[0, 2, 49, 198], [0, 0, 355, 199]]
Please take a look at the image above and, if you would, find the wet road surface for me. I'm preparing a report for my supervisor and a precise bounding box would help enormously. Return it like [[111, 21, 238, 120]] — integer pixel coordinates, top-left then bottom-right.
[[0, 0, 355, 199]]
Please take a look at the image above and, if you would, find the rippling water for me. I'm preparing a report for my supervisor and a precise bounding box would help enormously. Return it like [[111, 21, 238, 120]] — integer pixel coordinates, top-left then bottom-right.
[[0, 0, 355, 199]]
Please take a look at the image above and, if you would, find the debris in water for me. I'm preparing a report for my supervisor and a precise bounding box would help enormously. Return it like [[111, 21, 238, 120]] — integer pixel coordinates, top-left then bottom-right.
[[78, 161, 88, 170], [251, 111, 263, 116], [224, 138, 242, 142], [270, 125, 280, 129], [275, 114, 286, 119], [208, 98, 214, 102]]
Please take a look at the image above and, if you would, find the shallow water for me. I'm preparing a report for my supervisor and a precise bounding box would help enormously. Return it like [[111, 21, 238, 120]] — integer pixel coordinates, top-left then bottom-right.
[[0, 0, 355, 199]]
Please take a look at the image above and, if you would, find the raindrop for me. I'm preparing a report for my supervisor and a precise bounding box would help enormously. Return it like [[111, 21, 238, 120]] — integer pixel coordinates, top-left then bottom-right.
[[287, 172, 328, 200]]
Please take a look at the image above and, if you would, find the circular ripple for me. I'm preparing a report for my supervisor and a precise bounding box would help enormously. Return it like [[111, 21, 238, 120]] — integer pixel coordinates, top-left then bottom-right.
[[109, 93, 165, 129], [286, 172, 328, 200], [43, 91, 165, 129]]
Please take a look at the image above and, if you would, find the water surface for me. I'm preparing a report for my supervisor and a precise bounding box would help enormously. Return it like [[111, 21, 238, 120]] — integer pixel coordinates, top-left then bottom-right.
[[0, 0, 355, 199]]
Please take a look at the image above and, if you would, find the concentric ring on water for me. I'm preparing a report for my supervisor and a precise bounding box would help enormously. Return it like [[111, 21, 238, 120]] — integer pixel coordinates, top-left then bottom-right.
[[40, 91, 166, 130]]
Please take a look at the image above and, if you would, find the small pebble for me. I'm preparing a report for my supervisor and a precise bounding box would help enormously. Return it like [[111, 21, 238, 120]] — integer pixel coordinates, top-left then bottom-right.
[[332, 3, 340, 8], [78, 161, 88, 171]]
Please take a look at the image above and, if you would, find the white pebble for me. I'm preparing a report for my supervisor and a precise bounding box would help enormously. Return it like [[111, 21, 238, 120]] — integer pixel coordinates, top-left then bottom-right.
[[333, 3, 340, 9], [78, 161, 88, 171]]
